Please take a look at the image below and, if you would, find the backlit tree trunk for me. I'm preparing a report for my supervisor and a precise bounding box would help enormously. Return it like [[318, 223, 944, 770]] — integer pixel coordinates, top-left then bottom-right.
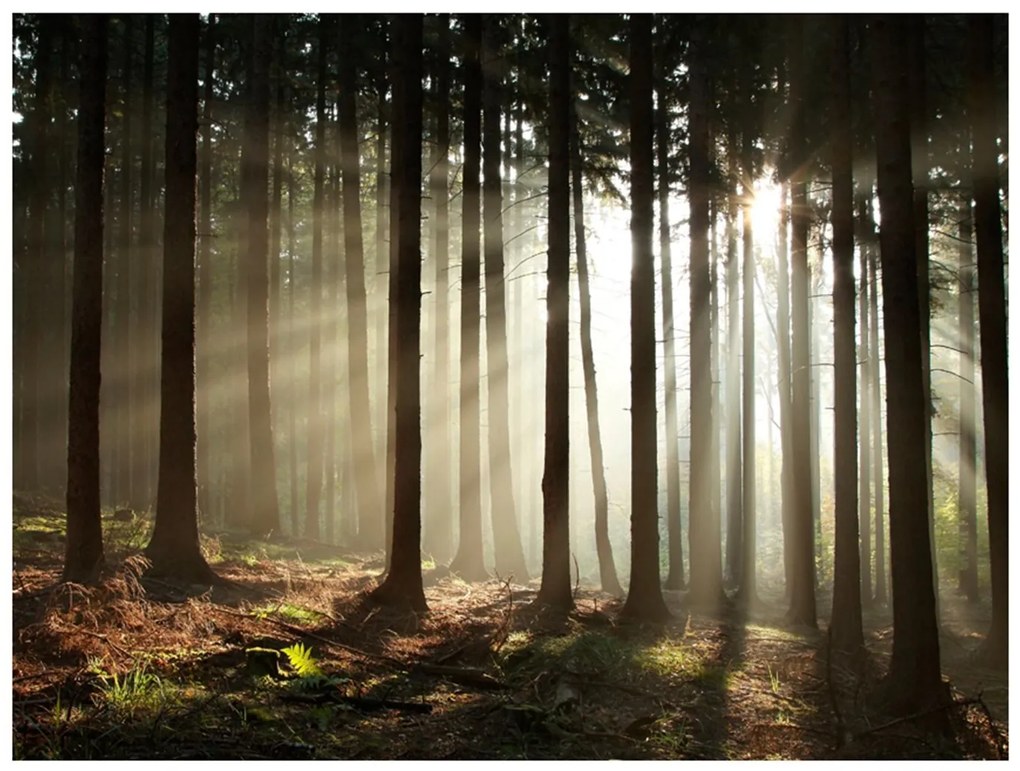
[[956, 196, 978, 603]]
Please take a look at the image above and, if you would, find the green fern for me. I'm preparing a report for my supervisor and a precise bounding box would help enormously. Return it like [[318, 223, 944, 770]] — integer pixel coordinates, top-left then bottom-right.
[[281, 643, 323, 678]]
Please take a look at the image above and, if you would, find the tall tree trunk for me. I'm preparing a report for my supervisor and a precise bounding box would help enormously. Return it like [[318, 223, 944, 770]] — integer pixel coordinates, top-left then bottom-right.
[[146, 14, 218, 584], [481, 17, 529, 583], [687, 18, 723, 608], [969, 15, 1008, 669], [64, 15, 108, 584], [572, 103, 623, 598], [869, 224, 886, 605], [287, 152, 300, 534], [657, 66, 684, 592], [244, 15, 281, 538], [777, 183, 795, 598], [137, 15, 157, 511], [871, 15, 944, 712], [305, 18, 328, 540], [449, 15, 487, 581], [787, 17, 816, 627], [956, 196, 978, 603], [724, 144, 742, 589], [197, 13, 215, 524], [340, 16, 383, 549], [908, 16, 939, 616], [856, 181, 873, 608], [425, 14, 452, 562], [372, 14, 426, 611], [269, 23, 285, 502], [829, 16, 862, 653], [739, 132, 757, 603], [537, 13, 572, 610], [623, 14, 669, 621], [373, 43, 389, 504]]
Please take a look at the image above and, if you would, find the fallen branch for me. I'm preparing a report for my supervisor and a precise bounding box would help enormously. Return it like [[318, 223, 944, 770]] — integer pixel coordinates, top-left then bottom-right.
[[413, 663, 507, 690], [857, 697, 979, 738]]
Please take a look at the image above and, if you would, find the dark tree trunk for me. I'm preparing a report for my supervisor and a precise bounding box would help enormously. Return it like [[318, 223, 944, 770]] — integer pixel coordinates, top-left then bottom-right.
[[777, 183, 795, 598], [536, 13, 572, 610], [197, 13, 215, 524], [871, 15, 944, 712], [373, 40, 389, 497], [340, 15, 384, 550], [145, 14, 217, 583], [269, 23, 285, 497], [287, 152, 300, 533], [305, 18, 328, 540], [969, 15, 1008, 669], [687, 18, 723, 608], [371, 14, 426, 612], [787, 17, 816, 627], [622, 14, 669, 621], [385, 24, 402, 566], [243, 14, 281, 538], [869, 220, 886, 605], [64, 15, 108, 584], [481, 17, 529, 582], [908, 16, 939, 616], [449, 15, 487, 581], [425, 14, 452, 562], [956, 196, 978, 603], [829, 16, 862, 654], [657, 65, 684, 592], [137, 15, 157, 512], [724, 145, 742, 589], [572, 98, 623, 599], [856, 180, 873, 608]]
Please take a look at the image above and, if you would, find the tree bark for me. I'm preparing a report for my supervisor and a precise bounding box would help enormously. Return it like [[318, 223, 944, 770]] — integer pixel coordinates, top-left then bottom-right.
[[537, 13, 572, 610], [739, 129, 757, 604], [197, 13, 215, 524], [724, 143, 742, 589], [371, 14, 427, 612], [622, 14, 669, 621], [64, 14, 108, 584], [856, 180, 873, 608], [968, 15, 1008, 669], [829, 16, 862, 653], [145, 13, 217, 583], [871, 15, 944, 712], [956, 196, 978, 603], [449, 15, 487, 581]]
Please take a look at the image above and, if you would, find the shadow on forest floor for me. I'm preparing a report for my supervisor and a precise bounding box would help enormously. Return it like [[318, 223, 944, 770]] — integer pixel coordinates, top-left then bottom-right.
[[10, 493, 1008, 760]]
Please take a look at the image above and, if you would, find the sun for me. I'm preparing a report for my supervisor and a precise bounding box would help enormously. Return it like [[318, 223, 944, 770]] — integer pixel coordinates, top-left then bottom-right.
[[749, 173, 784, 241]]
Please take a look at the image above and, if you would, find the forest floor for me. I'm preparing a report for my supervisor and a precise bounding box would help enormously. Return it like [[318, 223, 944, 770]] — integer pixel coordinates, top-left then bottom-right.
[[10, 493, 1008, 760]]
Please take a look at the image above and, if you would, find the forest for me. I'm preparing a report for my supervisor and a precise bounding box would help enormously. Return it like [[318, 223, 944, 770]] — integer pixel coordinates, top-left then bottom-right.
[[9, 12, 1009, 760]]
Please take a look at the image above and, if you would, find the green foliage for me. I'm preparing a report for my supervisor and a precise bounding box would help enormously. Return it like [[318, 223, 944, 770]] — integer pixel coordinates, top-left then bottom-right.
[[281, 642, 322, 678], [94, 663, 179, 717], [252, 602, 327, 625]]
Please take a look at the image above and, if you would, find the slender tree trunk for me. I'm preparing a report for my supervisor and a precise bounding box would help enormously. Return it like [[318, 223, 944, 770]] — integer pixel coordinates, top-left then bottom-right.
[[287, 152, 300, 534], [777, 183, 795, 598], [687, 18, 723, 608], [374, 47, 389, 503], [64, 15, 108, 584], [305, 19, 328, 540], [869, 226, 886, 605], [623, 14, 669, 621], [269, 23, 285, 501], [724, 145, 742, 589], [481, 18, 529, 582], [537, 13, 572, 610], [197, 13, 215, 524], [425, 14, 452, 562], [147, 14, 218, 583], [244, 15, 281, 538], [372, 14, 427, 612], [856, 181, 873, 608], [787, 17, 816, 627], [449, 15, 487, 581], [572, 104, 623, 598], [657, 67, 684, 592], [829, 16, 862, 653], [957, 196, 978, 603], [137, 15, 157, 511], [871, 15, 944, 711], [739, 132, 757, 603], [908, 16, 939, 616], [340, 15, 384, 549], [969, 15, 1008, 669]]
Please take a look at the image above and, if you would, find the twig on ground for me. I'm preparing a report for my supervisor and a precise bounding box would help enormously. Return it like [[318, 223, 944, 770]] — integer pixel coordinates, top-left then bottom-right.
[[856, 697, 979, 738]]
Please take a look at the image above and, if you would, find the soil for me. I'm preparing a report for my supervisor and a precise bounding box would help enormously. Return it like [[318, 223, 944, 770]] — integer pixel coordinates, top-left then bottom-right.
[[10, 494, 1008, 760]]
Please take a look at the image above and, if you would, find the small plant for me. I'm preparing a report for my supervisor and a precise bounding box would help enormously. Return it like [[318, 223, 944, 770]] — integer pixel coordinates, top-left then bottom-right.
[[94, 663, 177, 717], [767, 663, 781, 695], [252, 602, 325, 625], [281, 642, 345, 691]]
